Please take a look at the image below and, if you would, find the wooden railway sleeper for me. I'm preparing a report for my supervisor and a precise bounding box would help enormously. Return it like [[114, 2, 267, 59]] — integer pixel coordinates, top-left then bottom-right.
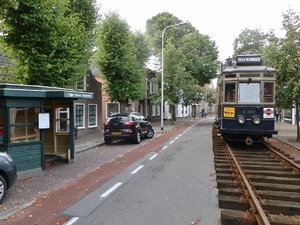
[[225, 142, 271, 225]]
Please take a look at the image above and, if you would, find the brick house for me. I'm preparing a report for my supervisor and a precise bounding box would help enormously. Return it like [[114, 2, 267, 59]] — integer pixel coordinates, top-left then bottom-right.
[[74, 66, 163, 139], [73, 67, 103, 138]]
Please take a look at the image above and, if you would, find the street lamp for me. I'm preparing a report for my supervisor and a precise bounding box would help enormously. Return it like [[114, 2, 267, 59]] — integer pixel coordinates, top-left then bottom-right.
[[161, 21, 189, 131]]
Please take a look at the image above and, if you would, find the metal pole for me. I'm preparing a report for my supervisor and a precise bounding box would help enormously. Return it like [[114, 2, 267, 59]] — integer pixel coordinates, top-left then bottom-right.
[[161, 28, 165, 131], [205, 84, 208, 116], [161, 21, 189, 131]]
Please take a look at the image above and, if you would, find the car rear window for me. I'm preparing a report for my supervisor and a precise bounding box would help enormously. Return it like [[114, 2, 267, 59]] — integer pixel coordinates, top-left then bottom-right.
[[107, 116, 130, 122]]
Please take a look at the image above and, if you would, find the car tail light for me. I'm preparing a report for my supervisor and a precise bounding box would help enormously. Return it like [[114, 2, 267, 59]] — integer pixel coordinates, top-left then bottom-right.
[[104, 122, 109, 126], [124, 121, 135, 126]]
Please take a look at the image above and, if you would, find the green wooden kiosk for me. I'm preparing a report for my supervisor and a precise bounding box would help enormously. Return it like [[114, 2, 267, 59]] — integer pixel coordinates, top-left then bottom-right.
[[0, 83, 93, 178]]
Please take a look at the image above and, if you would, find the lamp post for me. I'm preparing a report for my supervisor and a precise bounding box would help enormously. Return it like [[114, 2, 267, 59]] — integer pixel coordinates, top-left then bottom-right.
[[161, 21, 189, 131]]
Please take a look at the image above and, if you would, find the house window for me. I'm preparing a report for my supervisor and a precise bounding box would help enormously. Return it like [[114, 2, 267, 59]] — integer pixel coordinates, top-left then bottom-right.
[[88, 104, 97, 127], [10, 107, 40, 143], [152, 105, 156, 116], [149, 82, 153, 94], [107, 103, 119, 118], [75, 104, 85, 128], [76, 76, 87, 91]]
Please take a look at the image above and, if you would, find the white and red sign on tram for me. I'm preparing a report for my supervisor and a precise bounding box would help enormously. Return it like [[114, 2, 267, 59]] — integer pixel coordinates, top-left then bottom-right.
[[263, 108, 274, 118]]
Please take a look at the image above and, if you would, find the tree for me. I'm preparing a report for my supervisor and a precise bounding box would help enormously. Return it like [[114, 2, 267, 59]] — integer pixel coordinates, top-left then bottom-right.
[[131, 30, 152, 68], [264, 8, 300, 141], [0, 0, 98, 87], [94, 11, 145, 104], [145, 12, 219, 121], [179, 31, 219, 86], [0, 0, 18, 10], [146, 12, 193, 55], [233, 28, 270, 56], [181, 82, 204, 117], [206, 87, 216, 107], [67, 0, 99, 59]]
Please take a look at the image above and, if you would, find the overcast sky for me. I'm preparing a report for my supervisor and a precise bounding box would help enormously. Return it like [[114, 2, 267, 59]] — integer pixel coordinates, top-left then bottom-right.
[[97, 0, 300, 61]]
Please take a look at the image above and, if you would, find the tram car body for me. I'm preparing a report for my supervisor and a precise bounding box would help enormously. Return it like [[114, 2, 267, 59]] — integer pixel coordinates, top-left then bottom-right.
[[215, 54, 277, 145]]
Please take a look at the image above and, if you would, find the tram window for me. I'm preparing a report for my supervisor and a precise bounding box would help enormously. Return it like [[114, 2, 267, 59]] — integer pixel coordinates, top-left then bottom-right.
[[239, 83, 260, 103], [224, 83, 236, 102], [264, 82, 274, 102]]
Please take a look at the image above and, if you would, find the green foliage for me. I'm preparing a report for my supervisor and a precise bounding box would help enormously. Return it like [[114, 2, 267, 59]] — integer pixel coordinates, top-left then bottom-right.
[[146, 12, 181, 53], [95, 11, 145, 103], [233, 28, 270, 56], [181, 82, 204, 107], [206, 88, 216, 106], [131, 30, 152, 68], [0, 0, 97, 87], [179, 32, 219, 86], [145, 12, 219, 115], [264, 8, 300, 110], [67, 0, 99, 55], [0, 0, 18, 11]]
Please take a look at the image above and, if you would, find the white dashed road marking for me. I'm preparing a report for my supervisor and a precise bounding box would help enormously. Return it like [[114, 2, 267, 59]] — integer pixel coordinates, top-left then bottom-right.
[[149, 154, 158, 160], [131, 165, 144, 174], [100, 182, 123, 198]]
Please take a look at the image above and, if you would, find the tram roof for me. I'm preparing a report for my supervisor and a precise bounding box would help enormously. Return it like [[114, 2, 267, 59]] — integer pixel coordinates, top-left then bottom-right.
[[222, 65, 277, 74]]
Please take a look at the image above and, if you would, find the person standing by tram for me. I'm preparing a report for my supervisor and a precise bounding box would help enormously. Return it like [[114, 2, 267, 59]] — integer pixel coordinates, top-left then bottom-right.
[[275, 108, 279, 122]]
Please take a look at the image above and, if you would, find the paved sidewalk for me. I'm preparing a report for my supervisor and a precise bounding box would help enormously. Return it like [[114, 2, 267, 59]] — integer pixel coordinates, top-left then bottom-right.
[[0, 117, 198, 220], [273, 121, 300, 149]]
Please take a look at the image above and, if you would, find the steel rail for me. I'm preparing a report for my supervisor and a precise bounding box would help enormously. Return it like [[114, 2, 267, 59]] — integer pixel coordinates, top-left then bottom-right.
[[222, 141, 271, 225], [264, 142, 300, 174]]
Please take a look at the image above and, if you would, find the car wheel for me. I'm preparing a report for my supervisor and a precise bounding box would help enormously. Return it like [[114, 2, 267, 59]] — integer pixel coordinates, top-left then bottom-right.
[[104, 138, 112, 145], [146, 128, 154, 139], [133, 131, 141, 144], [0, 175, 7, 204]]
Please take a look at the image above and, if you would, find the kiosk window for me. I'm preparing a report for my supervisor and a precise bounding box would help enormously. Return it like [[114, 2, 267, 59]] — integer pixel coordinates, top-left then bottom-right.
[[10, 107, 40, 143], [56, 108, 69, 132]]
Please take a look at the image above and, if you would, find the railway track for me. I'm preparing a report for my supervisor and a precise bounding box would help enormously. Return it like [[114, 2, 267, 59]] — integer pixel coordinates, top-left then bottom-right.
[[213, 126, 300, 225]]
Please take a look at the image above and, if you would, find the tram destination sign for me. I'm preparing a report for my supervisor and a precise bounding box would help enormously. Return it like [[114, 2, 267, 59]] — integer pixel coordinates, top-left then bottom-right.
[[236, 55, 262, 66]]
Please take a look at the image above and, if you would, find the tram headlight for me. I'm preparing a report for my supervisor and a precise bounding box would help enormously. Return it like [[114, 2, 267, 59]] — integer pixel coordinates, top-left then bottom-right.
[[237, 115, 246, 124], [252, 115, 261, 124]]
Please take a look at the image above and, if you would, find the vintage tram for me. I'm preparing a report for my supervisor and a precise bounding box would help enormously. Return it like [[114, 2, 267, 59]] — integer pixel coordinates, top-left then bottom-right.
[[215, 54, 277, 145]]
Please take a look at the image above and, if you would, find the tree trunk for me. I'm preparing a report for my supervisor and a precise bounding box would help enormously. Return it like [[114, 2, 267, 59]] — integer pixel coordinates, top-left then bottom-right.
[[170, 105, 176, 125]]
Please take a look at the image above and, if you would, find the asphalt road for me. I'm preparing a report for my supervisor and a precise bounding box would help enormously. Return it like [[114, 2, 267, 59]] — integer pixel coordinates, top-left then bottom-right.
[[61, 117, 220, 225]]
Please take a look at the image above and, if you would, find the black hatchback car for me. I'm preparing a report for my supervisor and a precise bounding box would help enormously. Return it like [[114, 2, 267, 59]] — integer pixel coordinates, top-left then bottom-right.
[[103, 113, 154, 145], [0, 152, 17, 204]]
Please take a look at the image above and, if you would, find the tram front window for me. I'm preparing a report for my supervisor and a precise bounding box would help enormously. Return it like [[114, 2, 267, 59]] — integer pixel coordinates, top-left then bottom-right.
[[238, 83, 260, 103], [264, 82, 274, 102], [225, 83, 236, 102]]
